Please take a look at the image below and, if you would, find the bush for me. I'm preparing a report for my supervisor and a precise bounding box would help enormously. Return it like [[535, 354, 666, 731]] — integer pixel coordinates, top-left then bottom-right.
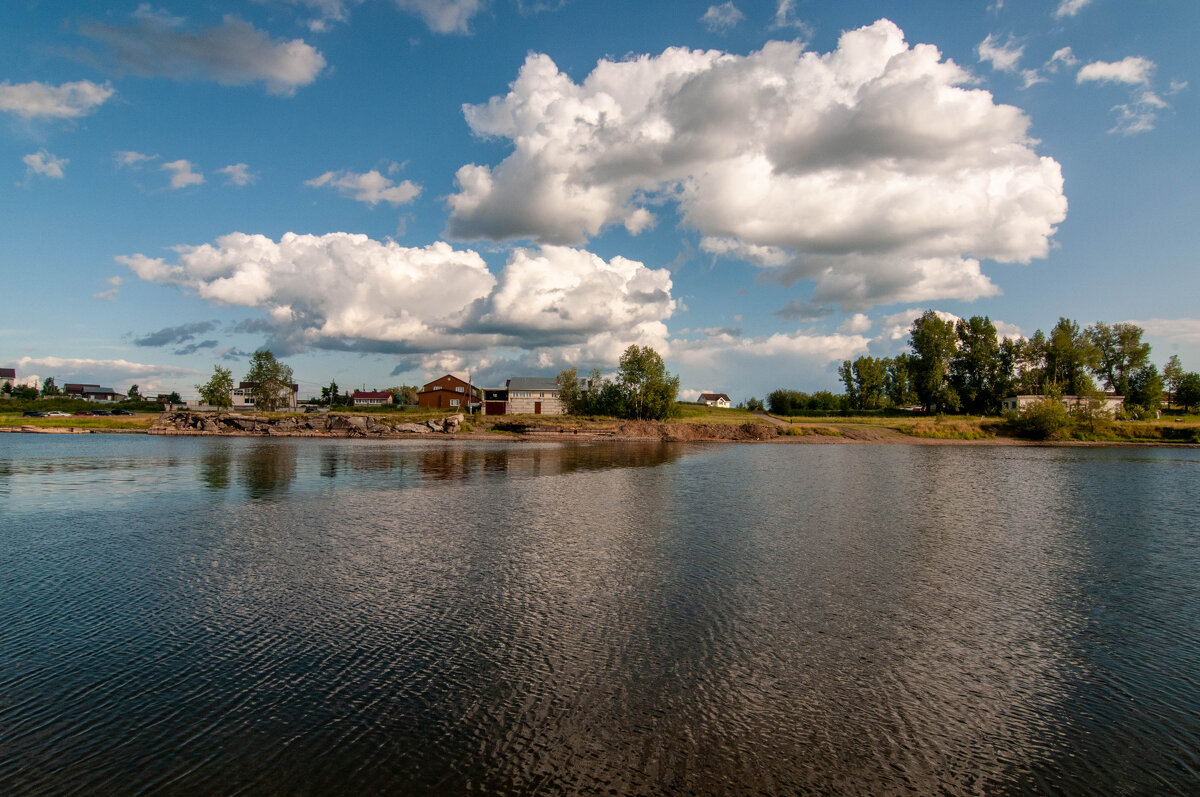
[[1015, 398, 1071, 440]]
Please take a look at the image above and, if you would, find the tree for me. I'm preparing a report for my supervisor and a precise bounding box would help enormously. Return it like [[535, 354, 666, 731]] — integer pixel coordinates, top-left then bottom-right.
[[126, 383, 142, 401], [389, 385, 419, 406], [746, 396, 764, 412], [884, 354, 916, 408], [951, 316, 1001, 414], [1, 380, 10, 396], [848, 356, 886, 410], [41, 377, 60, 396], [617, 345, 679, 420], [1177, 372, 1200, 413], [1086, 322, 1151, 396], [166, 391, 182, 405], [1163, 355, 1185, 409], [909, 311, 959, 413], [1127, 365, 1163, 413], [197, 366, 234, 409], [244, 350, 295, 412], [1045, 318, 1098, 396]]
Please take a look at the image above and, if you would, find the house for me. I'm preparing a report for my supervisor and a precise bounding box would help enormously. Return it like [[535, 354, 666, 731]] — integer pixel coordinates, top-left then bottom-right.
[[231, 381, 299, 410], [417, 374, 479, 410], [482, 387, 509, 416], [0, 368, 15, 389], [505, 377, 565, 415], [698, 392, 732, 408], [352, 390, 393, 407], [64, 383, 100, 397], [81, 386, 125, 403], [1002, 393, 1125, 417]]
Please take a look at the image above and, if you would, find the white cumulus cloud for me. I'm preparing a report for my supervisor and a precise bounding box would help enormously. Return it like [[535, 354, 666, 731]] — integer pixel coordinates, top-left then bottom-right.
[[118, 232, 677, 361], [447, 19, 1067, 312], [0, 80, 114, 119], [305, 168, 421, 206], [81, 14, 326, 95], [23, 150, 68, 179]]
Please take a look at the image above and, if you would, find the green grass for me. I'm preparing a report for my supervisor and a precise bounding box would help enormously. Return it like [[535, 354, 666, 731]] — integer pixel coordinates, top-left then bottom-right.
[[672, 404, 768, 424], [0, 413, 156, 431]]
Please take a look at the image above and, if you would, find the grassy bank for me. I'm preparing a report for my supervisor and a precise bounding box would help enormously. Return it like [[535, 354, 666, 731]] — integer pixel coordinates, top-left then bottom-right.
[[0, 412, 157, 431]]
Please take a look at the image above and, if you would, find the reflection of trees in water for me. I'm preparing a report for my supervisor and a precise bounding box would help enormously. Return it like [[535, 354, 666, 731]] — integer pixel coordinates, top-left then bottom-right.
[[198, 447, 232, 490], [416, 442, 685, 482], [239, 443, 298, 498]]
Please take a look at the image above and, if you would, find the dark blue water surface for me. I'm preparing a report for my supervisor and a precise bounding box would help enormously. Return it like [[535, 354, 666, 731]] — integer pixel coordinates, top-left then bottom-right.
[[1, 434, 1198, 794]]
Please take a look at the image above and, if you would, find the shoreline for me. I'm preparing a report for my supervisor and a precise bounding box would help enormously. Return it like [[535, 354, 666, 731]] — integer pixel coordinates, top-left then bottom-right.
[[2, 411, 1197, 448]]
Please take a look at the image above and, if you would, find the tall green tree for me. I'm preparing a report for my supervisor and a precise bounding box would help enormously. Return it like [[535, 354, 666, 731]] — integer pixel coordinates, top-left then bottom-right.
[[244, 350, 295, 412], [1045, 318, 1098, 395], [126, 383, 142, 401], [909, 311, 959, 413], [951, 316, 1001, 414], [884, 354, 916, 408], [196, 365, 234, 409], [41, 377, 60, 396], [1176, 372, 1200, 413], [846, 355, 886, 410], [618, 345, 679, 420], [1163, 355, 1185, 409], [1127, 364, 1163, 412], [1086, 322, 1151, 395]]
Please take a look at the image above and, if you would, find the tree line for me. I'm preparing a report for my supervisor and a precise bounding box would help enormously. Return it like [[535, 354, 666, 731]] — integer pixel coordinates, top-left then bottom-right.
[[832, 312, 1200, 415], [558, 345, 681, 421]]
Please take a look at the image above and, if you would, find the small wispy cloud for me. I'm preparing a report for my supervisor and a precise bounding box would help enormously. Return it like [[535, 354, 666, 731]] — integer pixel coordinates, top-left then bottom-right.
[[217, 163, 256, 186], [977, 33, 1023, 73], [700, 3, 744, 33], [305, 167, 421, 206], [1054, 0, 1094, 19], [162, 159, 204, 189], [23, 150, 68, 179]]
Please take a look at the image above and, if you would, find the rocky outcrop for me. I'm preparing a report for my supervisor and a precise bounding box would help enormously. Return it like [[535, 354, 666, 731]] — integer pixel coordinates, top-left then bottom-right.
[[150, 411, 465, 438]]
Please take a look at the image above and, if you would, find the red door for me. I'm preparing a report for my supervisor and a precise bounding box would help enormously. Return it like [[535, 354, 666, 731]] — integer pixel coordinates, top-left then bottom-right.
[[534, 401, 542, 414]]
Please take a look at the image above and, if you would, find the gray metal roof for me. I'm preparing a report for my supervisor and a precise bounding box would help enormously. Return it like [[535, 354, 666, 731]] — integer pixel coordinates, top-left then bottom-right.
[[507, 377, 559, 391]]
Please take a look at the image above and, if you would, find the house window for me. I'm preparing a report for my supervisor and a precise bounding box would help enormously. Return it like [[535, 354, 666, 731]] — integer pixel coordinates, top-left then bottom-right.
[[456, 386, 464, 392], [450, 399, 460, 406]]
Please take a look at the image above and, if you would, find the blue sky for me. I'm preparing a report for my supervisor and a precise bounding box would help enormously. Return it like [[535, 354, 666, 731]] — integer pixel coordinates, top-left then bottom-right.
[[2, 0, 1196, 401]]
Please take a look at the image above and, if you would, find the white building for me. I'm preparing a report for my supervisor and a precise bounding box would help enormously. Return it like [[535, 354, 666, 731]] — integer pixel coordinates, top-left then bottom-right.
[[1002, 393, 1125, 417]]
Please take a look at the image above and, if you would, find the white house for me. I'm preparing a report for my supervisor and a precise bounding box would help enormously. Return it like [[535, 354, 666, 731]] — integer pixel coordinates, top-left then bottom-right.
[[231, 381, 299, 410], [698, 392, 732, 408], [505, 377, 565, 415], [352, 390, 393, 407], [1002, 393, 1125, 417]]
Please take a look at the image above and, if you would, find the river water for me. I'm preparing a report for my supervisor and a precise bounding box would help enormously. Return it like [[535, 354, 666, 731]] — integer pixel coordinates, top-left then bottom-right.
[[1, 434, 1198, 794]]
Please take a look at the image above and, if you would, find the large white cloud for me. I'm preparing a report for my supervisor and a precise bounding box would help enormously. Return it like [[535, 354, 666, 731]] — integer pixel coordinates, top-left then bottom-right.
[[447, 19, 1067, 311], [119, 233, 677, 359], [81, 14, 325, 95], [0, 80, 114, 119]]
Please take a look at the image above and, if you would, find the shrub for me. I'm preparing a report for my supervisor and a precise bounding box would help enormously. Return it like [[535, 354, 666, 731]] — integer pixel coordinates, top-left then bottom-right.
[[1016, 398, 1071, 440]]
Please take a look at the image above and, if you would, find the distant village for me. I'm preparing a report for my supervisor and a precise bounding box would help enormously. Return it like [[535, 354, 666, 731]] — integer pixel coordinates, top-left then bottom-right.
[[0, 367, 733, 417]]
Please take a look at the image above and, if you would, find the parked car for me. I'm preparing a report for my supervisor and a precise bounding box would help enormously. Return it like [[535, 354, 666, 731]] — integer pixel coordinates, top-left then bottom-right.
[[22, 411, 47, 417], [91, 410, 112, 416], [111, 409, 134, 415], [74, 411, 94, 416], [45, 411, 72, 417]]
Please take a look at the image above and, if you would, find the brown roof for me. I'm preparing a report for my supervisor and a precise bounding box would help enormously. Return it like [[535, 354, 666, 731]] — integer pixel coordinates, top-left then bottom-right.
[[352, 391, 392, 400]]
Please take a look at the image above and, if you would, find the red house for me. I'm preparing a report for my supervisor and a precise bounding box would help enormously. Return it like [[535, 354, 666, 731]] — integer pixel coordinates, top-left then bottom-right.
[[417, 374, 479, 410]]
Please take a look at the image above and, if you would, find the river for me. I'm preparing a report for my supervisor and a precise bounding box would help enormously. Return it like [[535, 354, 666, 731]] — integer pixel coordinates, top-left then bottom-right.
[[2, 434, 1198, 794]]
